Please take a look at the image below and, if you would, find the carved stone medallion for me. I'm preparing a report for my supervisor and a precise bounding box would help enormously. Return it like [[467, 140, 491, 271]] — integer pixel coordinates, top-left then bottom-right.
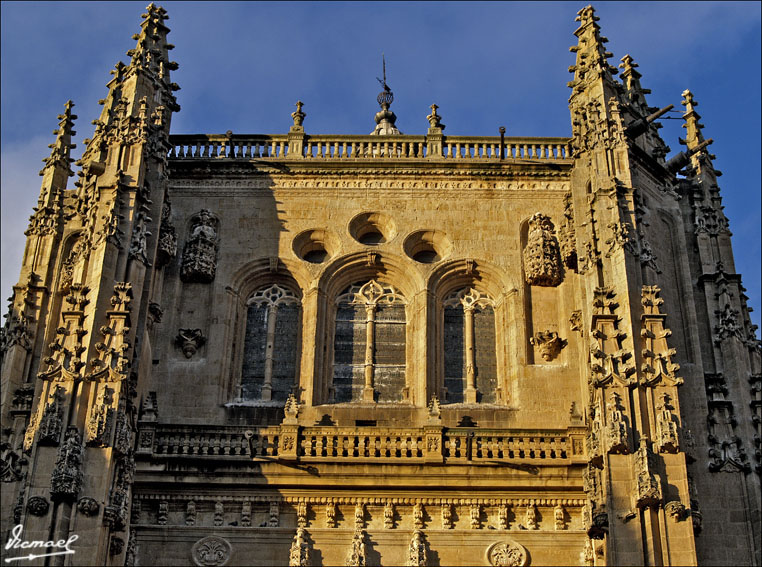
[[487, 540, 528, 567], [192, 536, 232, 566]]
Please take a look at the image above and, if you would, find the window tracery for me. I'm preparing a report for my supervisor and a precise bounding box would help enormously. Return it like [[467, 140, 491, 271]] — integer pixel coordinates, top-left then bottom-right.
[[442, 288, 497, 403], [332, 279, 406, 403], [241, 284, 300, 402]]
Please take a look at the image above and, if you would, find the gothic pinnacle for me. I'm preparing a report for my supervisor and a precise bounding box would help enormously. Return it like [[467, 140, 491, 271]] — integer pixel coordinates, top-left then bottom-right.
[[680, 90, 707, 148], [39, 100, 77, 177], [568, 5, 618, 94]]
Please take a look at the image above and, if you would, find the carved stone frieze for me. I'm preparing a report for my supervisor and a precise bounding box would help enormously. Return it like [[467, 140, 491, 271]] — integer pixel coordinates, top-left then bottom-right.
[[383, 502, 394, 529], [192, 536, 232, 567], [523, 213, 563, 286], [214, 501, 224, 526], [269, 501, 280, 527], [241, 501, 251, 527], [181, 209, 219, 283], [441, 503, 453, 529], [524, 504, 537, 530]]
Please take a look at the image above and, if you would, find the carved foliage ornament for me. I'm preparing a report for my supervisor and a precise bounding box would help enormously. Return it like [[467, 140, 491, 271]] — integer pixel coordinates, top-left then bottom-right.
[[523, 213, 562, 286], [192, 536, 232, 567], [486, 540, 528, 567], [27, 496, 50, 516]]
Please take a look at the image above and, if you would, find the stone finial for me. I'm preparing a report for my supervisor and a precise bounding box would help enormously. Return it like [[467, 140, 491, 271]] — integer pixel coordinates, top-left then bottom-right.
[[371, 55, 401, 135], [291, 101, 306, 127], [427, 103, 445, 130], [39, 100, 77, 177], [680, 89, 707, 149]]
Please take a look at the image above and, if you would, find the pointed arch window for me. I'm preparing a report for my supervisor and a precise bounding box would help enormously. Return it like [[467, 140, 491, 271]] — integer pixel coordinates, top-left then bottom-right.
[[443, 288, 497, 403], [241, 284, 300, 402], [332, 279, 406, 403]]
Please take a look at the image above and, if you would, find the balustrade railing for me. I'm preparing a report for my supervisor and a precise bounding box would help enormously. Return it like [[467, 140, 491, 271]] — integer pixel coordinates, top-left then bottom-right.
[[140, 423, 583, 465], [168, 134, 572, 161]]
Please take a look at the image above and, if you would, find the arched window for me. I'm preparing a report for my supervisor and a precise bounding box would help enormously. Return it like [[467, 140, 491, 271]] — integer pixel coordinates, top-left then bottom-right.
[[443, 288, 497, 403], [332, 279, 406, 403], [241, 284, 300, 402]]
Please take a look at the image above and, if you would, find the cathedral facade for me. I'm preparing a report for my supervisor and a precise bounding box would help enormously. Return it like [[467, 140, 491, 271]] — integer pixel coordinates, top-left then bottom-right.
[[1, 4, 760, 566]]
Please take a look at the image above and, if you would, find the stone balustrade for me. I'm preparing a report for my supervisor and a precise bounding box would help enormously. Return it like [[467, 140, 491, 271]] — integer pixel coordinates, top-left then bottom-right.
[[168, 134, 572, 161], [138, 423, 586, 465]]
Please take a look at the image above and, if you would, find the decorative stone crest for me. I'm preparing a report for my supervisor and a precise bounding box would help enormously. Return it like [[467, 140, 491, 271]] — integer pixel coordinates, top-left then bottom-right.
[[50, 426, 84, 502], [523, 213, 563, 286], [77, 496, 100, 517], [27, 496, 50, 516], [530, 330, 566, 362], [175, 328, 205, 358], [192, 536, 232, 567], [406, 530, 427, 567], [486, 540, 528, 567], [181, 210, 219, 283]]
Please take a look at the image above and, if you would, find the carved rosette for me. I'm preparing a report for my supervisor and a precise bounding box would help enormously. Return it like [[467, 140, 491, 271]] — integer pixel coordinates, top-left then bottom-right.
[[486, 540, 528, 567], [523, 213, 562, 286], [181, 210, 219, 283], [192, 536, 232, 567]]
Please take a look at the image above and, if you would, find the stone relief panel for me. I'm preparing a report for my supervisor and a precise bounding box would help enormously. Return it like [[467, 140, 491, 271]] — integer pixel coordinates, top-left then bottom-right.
[[523, 213, 562, 287]]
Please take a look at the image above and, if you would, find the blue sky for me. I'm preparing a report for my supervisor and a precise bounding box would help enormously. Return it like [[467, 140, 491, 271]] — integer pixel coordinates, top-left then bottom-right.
[[1, 1, 760, 330]]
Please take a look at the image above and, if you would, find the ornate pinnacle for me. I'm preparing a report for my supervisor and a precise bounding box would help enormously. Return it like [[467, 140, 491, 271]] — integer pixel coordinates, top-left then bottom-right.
[[569, 4, 618, 90], [680, 89, 707, 148], [39, 100, 77, 177]]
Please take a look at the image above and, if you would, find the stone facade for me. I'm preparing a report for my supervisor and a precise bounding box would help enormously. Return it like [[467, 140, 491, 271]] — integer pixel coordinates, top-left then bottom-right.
[[1, 4, 760, 566]]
